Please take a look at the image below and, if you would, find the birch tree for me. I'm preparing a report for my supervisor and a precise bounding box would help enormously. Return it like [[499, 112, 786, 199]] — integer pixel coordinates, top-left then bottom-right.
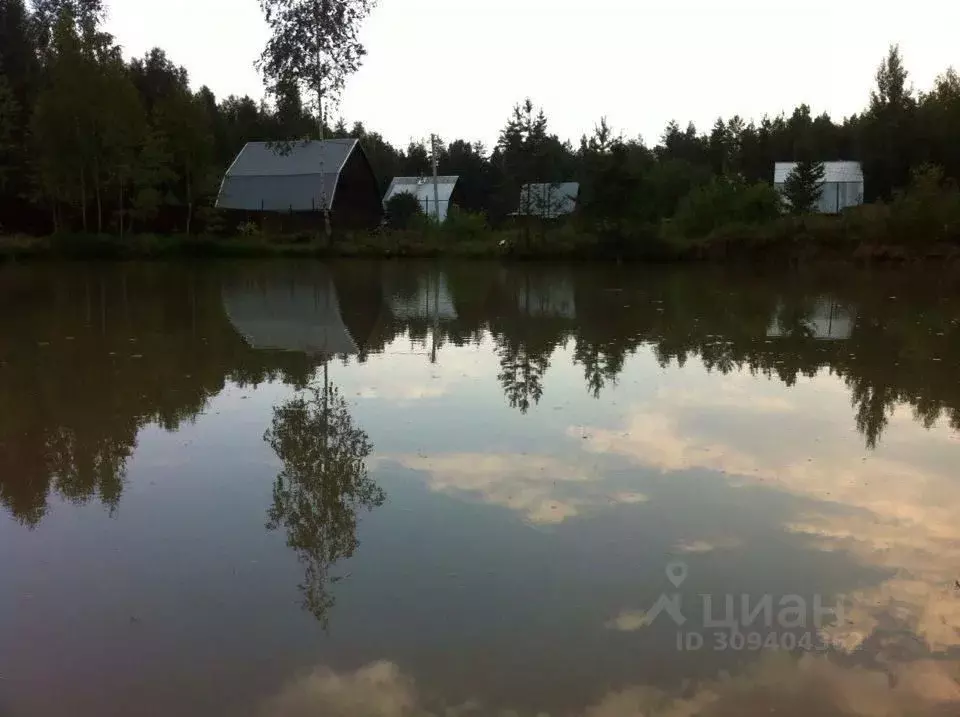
[[258, 0, 377, 141]]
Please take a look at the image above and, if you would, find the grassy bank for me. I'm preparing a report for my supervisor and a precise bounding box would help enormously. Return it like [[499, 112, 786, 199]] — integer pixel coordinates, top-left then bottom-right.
[[4, 188, 960, 265], [3, 223, 960, 264]]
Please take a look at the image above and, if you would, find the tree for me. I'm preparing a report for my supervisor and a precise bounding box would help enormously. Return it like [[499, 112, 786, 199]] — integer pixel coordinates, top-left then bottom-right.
[[443, 139, 492, 214], [127, 48, 189, 114], [782, 159, 825, 215], [155, 86, 214, 235], [264, 380, 385, 626], [30, 8, 93, 230], [273, 75, 312, 139], [917, 68, 960, 184], [31, 0, 102, 47], [93, 45, 146, 234], [496, 99, 551, 190], [400, 139, 429, 177], [0, 69, 18, 195], [708, 117, 731, 175], [862, 45, 917, 200], [384, 191, 422, 229], [128, 130, 174, 231], [258, 0, 377, 141], [871, 44, 911, 111]]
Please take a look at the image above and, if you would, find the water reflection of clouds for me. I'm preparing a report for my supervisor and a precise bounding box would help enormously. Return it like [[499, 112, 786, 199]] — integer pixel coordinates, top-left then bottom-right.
[[348, 342, 490, 402], [387, 453, 607, 525], [574, 367, 960, 656], [372, 348, 960, 666], [260, 654, 960, 717]]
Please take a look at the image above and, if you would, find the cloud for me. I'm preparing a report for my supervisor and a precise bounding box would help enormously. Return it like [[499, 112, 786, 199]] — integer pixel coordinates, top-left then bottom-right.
[[613, 492, 649, 505], [389, 452, 603, 524], [673, 538, 742, 554], [346, 345, 488, 402], [258, 662, 418, 717], [356, 384, 447, 401], [571, 374, 960, 658], [260, 654, 960, 717], [571, 411, 762, 478], [604, 610, 651, 632]]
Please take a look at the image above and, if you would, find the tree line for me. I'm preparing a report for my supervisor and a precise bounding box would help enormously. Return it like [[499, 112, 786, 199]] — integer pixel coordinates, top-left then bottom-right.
[[2, 0, 960, 237]]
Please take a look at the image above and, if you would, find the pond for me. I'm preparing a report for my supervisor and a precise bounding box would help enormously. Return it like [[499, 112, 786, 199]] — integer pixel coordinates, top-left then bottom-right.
[[1, 260, 959, 716]]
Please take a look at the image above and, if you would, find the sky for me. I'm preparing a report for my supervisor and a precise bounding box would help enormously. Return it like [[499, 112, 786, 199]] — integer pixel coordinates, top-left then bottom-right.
[[104, 0, 960, 150]]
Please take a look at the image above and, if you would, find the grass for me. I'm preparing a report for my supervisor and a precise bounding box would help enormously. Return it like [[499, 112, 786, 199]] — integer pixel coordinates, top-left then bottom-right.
[[0, 227, 602, 262], [3, 211, 960, 265]]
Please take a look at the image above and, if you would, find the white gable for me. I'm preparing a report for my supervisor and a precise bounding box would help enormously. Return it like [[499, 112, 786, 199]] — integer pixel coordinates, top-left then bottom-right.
[[774, 161, 863, 184]]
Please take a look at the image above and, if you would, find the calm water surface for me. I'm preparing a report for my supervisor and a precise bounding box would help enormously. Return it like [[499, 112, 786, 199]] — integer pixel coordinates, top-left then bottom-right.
[[1, 261, 959, 716]]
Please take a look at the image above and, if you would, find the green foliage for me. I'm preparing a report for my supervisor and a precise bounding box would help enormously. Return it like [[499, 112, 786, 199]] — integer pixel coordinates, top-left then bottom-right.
[[384, 191, 422, 229], [257, 0, 376, 137], [236, 221, 261, 236], [129, 130, 175, 229], [0, 70, 18, 192], [782, 160, 825, 215], [443, 206, 488, 238], [887, 165, 960, 244], [155, 85, 214, 234], [492, 98, 575, 221], [674, 177, 781, 239]]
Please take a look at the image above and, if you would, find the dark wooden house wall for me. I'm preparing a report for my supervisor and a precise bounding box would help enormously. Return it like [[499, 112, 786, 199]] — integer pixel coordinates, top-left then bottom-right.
[[332, 146, 383, 230]]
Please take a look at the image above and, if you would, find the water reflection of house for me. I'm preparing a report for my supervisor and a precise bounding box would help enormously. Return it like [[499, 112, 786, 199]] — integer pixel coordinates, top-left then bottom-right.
[[386, 272, 458, 321], [766, 299, 855, 340], [514, 277, 576, 319], [222, 267, 390, 357]]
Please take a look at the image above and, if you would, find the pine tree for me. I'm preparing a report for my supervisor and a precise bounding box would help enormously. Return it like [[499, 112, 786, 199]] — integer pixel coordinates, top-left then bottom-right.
[[782, 159, 825, 214]]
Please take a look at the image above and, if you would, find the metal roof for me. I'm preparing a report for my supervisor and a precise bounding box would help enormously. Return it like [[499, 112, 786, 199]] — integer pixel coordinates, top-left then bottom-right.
[[383, 176, 460, 205], [516, 182, 580, 218], [774, 161, 863, 184], [216, 139, 359, 212]]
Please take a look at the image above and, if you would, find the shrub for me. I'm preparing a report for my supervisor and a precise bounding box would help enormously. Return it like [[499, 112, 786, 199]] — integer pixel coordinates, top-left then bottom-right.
[[443, 206, 488, 239], [673, 177, 781, 240], [840, 202, 890, 245], [385, 193, 423, 230], [887, 164, 960, 245], [236, 221, 260, 236]]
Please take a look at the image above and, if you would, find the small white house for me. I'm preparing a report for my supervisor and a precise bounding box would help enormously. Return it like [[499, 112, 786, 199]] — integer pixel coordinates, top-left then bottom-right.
[[383, 176, 460, 223], [774, 161, 864, 214]]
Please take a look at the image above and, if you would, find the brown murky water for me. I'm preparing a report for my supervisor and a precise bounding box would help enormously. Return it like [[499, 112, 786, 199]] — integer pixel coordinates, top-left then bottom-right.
[[1, 260, 960, 716]]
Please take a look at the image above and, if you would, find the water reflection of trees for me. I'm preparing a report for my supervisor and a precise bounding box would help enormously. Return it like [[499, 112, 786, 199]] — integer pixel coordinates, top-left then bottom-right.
[[2, 262, 958, 527], [420, 266, 960, 448], [0, 265, 323, 527], [489, 271, 572, 413], [264, 371, 385, 626]]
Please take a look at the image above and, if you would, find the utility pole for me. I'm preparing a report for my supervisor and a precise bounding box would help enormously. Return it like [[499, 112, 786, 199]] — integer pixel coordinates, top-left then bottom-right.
[[430, 134, 441, 223]]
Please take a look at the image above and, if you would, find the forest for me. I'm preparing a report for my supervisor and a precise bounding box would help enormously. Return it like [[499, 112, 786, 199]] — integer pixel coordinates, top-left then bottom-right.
[[2, 0, 960, 256]]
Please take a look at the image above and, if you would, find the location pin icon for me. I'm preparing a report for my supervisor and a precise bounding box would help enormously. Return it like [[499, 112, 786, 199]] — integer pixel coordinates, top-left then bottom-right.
[[666, 561, 688, 588]]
